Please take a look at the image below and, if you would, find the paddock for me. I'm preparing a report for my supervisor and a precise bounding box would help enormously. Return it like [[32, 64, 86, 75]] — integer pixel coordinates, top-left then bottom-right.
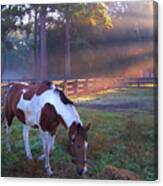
[[1, 87, 156, 180]]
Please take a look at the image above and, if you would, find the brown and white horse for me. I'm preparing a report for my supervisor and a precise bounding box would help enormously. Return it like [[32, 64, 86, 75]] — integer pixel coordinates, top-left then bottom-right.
[[4, 81, 90, 176]]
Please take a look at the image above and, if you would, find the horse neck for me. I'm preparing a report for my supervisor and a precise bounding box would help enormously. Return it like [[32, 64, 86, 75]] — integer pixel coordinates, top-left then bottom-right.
[[58, 104, 82, 129], [68, 121, 78, 138]]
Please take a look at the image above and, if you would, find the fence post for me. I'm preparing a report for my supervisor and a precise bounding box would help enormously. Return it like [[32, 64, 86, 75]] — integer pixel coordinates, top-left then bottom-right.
[[74, 79, 78, 96], [137, 79, 140, 88], [63, 80, 67, 94], [84, 78, 88, 93], [94, 78, 97, 93]]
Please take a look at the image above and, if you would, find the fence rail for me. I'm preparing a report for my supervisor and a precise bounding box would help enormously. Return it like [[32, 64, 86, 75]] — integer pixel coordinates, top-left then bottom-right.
[[1, 77, 157, 98]]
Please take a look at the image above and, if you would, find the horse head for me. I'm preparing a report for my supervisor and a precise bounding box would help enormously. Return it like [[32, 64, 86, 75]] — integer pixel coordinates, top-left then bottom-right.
[[68, 122, 91, 176]]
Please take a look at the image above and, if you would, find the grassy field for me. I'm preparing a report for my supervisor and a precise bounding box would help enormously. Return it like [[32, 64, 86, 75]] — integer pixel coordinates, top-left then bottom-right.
[[1, 88, 157, 180]]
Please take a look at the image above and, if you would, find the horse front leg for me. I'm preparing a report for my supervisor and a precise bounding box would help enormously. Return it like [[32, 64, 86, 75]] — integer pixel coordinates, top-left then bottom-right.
[[37, 131, 46, 161], [40, 130, 55, 176], [23, 125, 32, 160], [38, 131, 55, 161]]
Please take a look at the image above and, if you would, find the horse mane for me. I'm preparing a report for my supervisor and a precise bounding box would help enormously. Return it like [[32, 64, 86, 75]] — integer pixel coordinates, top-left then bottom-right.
[[56, 89, 74, 105], [41, 80, 53, 88]]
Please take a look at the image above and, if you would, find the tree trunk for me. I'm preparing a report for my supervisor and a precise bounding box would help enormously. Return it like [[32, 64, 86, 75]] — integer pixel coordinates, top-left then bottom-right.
[[65, 15, 71, 79], [1, 46, 6, 76], [39, 6, 47, 80], [33, 6, 39, 80]]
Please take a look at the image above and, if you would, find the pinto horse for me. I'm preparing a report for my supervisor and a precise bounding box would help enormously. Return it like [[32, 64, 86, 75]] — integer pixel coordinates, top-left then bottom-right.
[[4, 81, 90, 176]]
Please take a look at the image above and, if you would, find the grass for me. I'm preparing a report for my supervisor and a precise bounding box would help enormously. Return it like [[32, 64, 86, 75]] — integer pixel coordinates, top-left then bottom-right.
[[1, 88, 157, 180]]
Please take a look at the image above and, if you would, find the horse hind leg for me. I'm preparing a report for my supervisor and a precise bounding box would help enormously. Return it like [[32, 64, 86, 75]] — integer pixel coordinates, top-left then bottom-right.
[[4, 112, 14, 152], [4, 118, 11, 152]]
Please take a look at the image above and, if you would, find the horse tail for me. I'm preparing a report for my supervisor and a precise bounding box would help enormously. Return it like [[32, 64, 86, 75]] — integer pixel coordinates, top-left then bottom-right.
[[1, 84, 9, 125], [2, 83, 15, 151]]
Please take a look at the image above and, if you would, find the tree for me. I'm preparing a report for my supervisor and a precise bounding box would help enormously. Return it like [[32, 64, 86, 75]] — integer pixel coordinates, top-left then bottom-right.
[[1, 3, 113, 80], [1, 5, 47, 80], [55, 3, 113, 78], [39, 5, 47, 80], [33, 5, 39, 80], [1, 5, 28, 76]]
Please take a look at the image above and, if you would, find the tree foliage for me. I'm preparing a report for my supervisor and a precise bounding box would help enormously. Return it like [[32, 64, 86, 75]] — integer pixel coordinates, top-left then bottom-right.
[[1, 5, 28, 40], [1, 3, 113, 79]]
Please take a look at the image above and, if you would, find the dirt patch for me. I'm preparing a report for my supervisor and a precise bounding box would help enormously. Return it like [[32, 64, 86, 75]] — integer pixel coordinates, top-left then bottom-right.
[[99, 165, 140, 180], [78, 88, 154, 113], [78, 102, 148, 112]]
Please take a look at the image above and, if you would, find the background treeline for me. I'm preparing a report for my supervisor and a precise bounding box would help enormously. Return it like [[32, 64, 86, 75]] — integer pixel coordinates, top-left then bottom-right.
[[1, 1, 154, 80]]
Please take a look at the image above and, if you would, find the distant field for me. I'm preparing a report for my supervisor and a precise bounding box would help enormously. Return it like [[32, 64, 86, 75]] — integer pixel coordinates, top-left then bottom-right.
[[1, 88, 157, 180]]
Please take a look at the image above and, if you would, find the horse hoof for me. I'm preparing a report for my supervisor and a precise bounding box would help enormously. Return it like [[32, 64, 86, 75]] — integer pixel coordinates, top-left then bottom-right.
[[27, 155, 33, 160], [46, 168, 53, 177], [37, 154, 45, 161], [46, 170, 53, 177]]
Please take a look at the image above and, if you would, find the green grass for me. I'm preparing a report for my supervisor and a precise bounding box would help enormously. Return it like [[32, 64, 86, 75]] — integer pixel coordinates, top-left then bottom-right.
[[79, 107, 156, 180], [1, 88, 157, 180]]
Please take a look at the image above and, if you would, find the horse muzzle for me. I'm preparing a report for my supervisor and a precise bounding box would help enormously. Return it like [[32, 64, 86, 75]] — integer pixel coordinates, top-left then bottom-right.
[[77, 166, 88, 176]]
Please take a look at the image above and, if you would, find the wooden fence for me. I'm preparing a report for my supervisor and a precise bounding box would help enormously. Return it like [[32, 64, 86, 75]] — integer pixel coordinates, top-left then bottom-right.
[[0, 77, 157, 123], [122, 77, 158, 89], [1, 77, 157, 98], [52, 77, 125, 96]]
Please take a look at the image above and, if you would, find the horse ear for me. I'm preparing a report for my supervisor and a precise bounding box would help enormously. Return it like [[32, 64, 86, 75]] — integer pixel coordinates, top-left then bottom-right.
[[85, 123, 91, 131]]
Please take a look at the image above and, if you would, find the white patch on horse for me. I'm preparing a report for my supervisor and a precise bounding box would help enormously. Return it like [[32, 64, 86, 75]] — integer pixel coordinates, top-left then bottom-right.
[[17, 89, 82, 128], [45, 90, 82, 128], [19, 82, 29, 86], [51, 84, 56, 89], [9, 84, 13, 88], [22, 88, 27, 93], [17, 94, 40, 126], [84, 141, 88, 150], [83, 141, 88, 174]]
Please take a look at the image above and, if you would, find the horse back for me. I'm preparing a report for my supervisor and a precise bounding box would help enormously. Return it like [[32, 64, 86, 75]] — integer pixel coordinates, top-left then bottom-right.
[[6, 81, 53, 111], [6, 83, 29, 113]]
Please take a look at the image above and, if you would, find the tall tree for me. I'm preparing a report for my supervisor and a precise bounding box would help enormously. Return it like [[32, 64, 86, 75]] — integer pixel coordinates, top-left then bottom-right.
[[39, 5, 47, 80], [1, 5, 28, 77], [33, 5, 39, 80], [1, 3, 113, 80], [64, 6, 71, 78], [56, 3, 113, 78]]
